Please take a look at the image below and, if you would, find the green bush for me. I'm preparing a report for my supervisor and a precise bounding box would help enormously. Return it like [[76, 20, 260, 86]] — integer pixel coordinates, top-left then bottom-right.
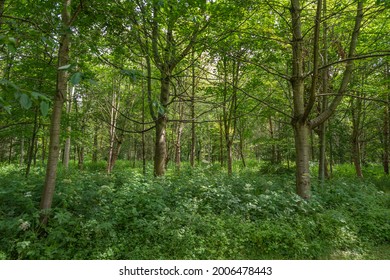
[[0, 162, 389, 259]]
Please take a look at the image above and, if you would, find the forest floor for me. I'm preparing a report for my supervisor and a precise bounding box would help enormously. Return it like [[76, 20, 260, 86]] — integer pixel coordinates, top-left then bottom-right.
[[368, 244, 390, 259], [0, 161, 389, 260]]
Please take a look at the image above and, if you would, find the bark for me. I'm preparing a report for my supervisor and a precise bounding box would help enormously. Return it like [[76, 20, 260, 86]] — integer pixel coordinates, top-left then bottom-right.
[[174, 97, 184, 171], [309, 1, 364, 129], [8, 138, 12, 164], [0, 0, 5, 29], [154, 72, 169, 176], [40, 0, 72, 226], [293, 122, 311, 199], [141, 59, 146, 175], [150, 2, 203, 176], [109, 135, 123, 172], [92, 123, 98, 163], [351, 97, 363, 178], [290, 0, 364, 199], [77, 145, 84, 170], [41, 134, 46, 164], [19, 131, 24, 166], [26, 106, 39, 177], [318, 0, 329, 182], [291, 0, 310, 198], [269, 117, 277, 164], [384, 63, 390, 174], [107, 80, 120, 174], [190, 50, 196, 168], [238, 122, 246, 168], [219, 116, 224, 166], [63, 86, 74, 170], [222, 57, 239, 176]]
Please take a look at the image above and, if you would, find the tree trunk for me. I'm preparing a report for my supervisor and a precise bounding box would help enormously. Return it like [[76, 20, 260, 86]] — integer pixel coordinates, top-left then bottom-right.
[[190, 49, 196, 168], [351, 98, 363, 178], [19, 132, 24, 166], [290, 0, 310, 198], [41, 134, 46, 164], [40, 0, 72, 226], [384, 63, 389, 174], [77, 145, 84, 170], [92, 123, 98, 163], [269, 116, 277, 164], [293, 122, 311, 199], [0, 0, 5, 29], [63, 86, 74, 170], [175, 98, 184, 171], [141, 60, 146, 175], [110, 137, 122, 172], [26, 106, 39, 177], [219, 116, 224, 166], [8, 138, 12, 164], [238, 124, 246, 168], [154, 116, 167, 176], [318, 0, 329, 182], [154, 72, 170, 176], [289, 0, 363, 199], [107, 80, 120, 174]]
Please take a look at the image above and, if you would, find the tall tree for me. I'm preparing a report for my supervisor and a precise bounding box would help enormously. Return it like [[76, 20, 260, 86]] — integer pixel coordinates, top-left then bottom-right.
[[40, 0, 83, 225], [289, 0, 363, 198]]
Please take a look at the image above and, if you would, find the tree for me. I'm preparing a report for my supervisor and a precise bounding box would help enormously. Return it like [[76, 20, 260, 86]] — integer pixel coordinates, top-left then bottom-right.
[[40, 0, 83, 225], [289, 0, 363, 198]]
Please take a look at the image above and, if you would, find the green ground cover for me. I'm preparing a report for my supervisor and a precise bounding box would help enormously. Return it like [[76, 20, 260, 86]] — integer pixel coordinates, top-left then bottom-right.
[[0, 161, 389, 260]]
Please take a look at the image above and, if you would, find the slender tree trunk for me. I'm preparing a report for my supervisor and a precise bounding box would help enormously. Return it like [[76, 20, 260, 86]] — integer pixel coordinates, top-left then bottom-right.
[[269, 116, 277, 164], [77, 145, 84, 170], [219, 116, 224, 166], [92, 123, 98, 163], [384, 63, 390, 174], [141, 59, 146, 175], [238, 123, 246, 168], [63, 86, 74, 170], [41, 134, 46, 164], [8, 138, 12, 164], [154, 72, 170, 176], [0, 0, 5, 30], [26, 106, 39, 177], [318, 0, 329, 182], [40, 0, 72, 226], [19, 132, 24, 166], [107, 80, 120, 174], [351, 98, 363, 178], [110, 137, 122, 172], [78, 122, 85, 170], [175, 98, 184, 171], [190, 49, 196, 168]]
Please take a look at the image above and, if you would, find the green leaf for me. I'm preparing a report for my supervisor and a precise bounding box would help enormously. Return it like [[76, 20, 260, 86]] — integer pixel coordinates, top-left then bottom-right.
[[70, 72, 82, 85], [88, 79, 98, 85], [31, 91, 51, 102], [1, 105, 11, 114], [58, 64, 72, 70], [40, 101, 49, 117], [31, 91, 42, 99], [20, 94, 32, 109], [0, 97, 11, 114], [120, 69, 140, 82]]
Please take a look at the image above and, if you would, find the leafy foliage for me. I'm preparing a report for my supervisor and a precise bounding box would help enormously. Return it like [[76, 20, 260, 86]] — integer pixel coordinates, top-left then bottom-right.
[[0, 162, 388, 260]]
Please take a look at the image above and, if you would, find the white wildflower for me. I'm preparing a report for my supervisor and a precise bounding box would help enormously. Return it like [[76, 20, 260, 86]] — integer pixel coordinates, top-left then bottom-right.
[[19, 220, 30, 231]]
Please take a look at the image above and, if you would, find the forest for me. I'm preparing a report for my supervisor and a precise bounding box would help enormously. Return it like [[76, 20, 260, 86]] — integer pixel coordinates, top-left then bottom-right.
[[0, 0, 389, 260]]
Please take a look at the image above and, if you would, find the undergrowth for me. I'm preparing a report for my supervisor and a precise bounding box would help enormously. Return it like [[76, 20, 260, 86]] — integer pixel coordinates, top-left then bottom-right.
[[0, 161, 389, 259]]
